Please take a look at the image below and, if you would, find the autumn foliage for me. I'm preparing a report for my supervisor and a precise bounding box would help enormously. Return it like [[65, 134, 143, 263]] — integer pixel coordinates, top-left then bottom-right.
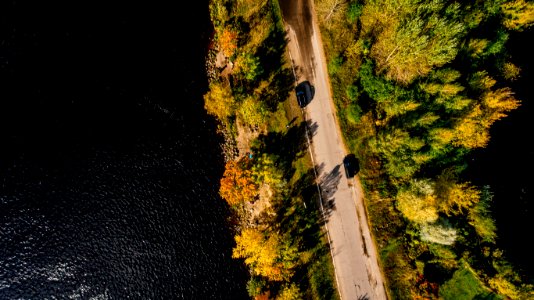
[[315, 0, 533, 296], [219, 159, 258, 206], [219, 28, 238, 58], [207, 0, 338, 298], [203, 81, 235, 121], [232, 228, 290, 281]]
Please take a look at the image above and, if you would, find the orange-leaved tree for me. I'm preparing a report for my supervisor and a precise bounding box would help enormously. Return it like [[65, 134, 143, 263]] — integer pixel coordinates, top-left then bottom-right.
[[219, 27, 238, 58], [220, 159, 258, 206]]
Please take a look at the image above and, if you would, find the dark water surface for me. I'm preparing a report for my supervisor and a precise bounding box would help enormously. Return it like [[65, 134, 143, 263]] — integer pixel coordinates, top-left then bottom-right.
[[467, 27, 534, 281], [0, 1, 249, 299]]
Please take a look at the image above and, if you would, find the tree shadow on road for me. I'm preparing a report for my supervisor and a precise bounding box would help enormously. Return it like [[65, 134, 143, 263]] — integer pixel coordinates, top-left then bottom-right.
[[305, 119, 319, 140], [250, 117, 338, 299], [276, 165, 338, 300], [318, 164, 342, 220], [358, 293, 370, 300]]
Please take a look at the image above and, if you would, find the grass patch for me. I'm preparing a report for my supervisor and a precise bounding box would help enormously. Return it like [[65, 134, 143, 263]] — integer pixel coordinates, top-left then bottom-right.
[[291, 155, 312, 185], [439, 262, 503, 300], [267, 102, 291, 132]]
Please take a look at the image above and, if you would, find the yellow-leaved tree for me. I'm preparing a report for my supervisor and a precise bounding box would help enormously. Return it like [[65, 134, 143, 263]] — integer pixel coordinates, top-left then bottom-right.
[[501, 0, 534, 31], [452, 87, 520, 149], [434, 168, 480, 216], [482, 87, 521, 124], [203, 81, 235, 122], [396, 179, 439, 224], [452, 104, 490, 148], [238, 96, 268, 128], [232, 228, 287, 281]]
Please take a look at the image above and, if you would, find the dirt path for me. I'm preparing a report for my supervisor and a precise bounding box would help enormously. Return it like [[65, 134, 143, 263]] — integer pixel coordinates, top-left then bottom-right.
[[279, 0, 387, 299]]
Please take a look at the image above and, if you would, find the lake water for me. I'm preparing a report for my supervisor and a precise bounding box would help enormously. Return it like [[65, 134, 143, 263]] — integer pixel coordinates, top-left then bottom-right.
[[0, 1, 249, 298]]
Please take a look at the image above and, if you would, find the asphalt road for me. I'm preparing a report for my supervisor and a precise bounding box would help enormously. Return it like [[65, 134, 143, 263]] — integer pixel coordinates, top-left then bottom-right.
[[279, 1, 388, 299]]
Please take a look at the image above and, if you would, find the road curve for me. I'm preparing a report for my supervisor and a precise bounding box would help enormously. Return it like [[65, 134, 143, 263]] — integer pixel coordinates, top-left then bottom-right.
[[279, 1, 388, 299]]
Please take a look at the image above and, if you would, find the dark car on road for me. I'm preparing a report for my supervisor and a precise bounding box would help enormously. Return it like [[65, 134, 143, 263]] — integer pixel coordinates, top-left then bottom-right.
[[343, 154, 359, 179], [295, 80, 314, 108]]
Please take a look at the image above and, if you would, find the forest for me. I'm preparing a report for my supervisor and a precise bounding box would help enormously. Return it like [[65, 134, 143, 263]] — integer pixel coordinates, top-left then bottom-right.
[[204, 0, 534, 299], [205, 0, 339, 299], [315, 0, 534, 298]]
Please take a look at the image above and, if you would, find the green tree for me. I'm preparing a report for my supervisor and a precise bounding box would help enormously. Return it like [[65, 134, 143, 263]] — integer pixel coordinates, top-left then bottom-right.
[[209, 0, 230, 27], [370, 0, 465, 84], [234, 52, 263, 81], [371, 128, 427, 181], [428, 244, 458, 270], [345, 103, 363, 124], [468, 186, 497, 243], [347, 2, 363, 23], [251, 153, 284, 188], [276, 283, 303, 300], [246, 276, 267, 298], [238, 96, 268, 128]]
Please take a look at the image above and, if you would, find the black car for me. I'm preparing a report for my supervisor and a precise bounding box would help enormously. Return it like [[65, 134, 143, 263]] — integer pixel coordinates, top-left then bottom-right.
[[343, 154, 359, 179], [295, 81, 314, 108]]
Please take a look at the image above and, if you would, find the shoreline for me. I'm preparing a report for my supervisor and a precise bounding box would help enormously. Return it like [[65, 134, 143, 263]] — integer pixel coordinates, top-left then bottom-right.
[[204, 39, 240, 163]]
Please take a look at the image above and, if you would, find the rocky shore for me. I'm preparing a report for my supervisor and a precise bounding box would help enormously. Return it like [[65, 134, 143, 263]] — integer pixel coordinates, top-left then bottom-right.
[[204, 39, 239, 163]]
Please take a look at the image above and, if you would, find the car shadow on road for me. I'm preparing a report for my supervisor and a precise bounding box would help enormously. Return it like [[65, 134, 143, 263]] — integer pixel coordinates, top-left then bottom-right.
[[318, 164, 342, 220]]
